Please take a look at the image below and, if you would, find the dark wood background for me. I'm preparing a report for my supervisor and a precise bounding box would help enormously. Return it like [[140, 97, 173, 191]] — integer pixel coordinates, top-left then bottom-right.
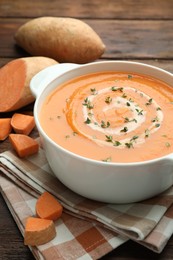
[[0, 0, 173, 259]]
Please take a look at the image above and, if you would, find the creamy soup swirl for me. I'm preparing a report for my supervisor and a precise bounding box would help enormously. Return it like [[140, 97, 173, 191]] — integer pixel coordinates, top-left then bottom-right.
[[66, 85, 163, 149], [40, 72, 173, 163]]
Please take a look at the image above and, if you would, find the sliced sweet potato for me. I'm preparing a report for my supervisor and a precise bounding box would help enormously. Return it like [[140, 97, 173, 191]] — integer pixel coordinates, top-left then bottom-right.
[[11, 113, 35, 135], [36, 191, 63, 221], [24, 217, 56, 246], [0, 56, 57, 112], [0, 118, 12, 141], [9, 134, 39, 158]]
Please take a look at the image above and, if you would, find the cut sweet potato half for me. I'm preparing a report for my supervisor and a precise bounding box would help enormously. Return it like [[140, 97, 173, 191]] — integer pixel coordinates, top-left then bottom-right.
[[0, 57, 57, 112]]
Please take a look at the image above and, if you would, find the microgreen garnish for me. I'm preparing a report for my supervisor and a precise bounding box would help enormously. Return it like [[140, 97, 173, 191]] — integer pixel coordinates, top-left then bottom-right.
[[111, 87, 123, 92], [83, 98, 94, 109], [83, 97, 88, 104], [105, 135, 122, 147], [120, 126, 128, 133], [126, 102, 131, 106], [84, 117, 91, 124], [156, 107, 161, 111], [101, 120, 110, 128], [113, 141, 122, 146], [105, 134, 140, 149], [130, 135, 139, 142], [145, 129, 150, 138], [88, 112, 93, 117], [145, 98, 153, 106], [135, 108, 143, 115], [122, 93, 127, 98], [151, 116, 159, 122], [102, 156, 112, 162], [105, 135, 113, 142], [125, 142, 133, 148], [111, 86, 117, 91], [124, 117, 130, 123], [123, 135, 139, 149], [105, 96, 112, 104], [90, 88, 97, 95], [128, 74, 132, 79], [124, 117, 137, 123]]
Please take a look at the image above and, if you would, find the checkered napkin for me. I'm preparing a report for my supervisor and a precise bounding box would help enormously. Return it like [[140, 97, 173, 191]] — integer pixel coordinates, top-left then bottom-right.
[[0, 148, 173, 259]]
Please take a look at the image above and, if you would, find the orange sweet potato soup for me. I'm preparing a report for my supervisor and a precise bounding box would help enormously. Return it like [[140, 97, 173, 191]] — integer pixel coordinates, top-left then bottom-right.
[[40, 71, 173, 163]]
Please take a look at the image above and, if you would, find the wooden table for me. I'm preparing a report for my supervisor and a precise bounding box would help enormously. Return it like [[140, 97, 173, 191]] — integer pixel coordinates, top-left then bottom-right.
[[1, 0, 173, 259]]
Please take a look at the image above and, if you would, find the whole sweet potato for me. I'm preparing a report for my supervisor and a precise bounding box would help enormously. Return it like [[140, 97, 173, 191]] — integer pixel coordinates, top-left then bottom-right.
[[14, 17, 105, 63]]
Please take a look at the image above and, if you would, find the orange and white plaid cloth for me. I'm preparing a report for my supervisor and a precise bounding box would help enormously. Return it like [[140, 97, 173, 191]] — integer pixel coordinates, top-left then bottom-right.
[[0, 148, 173, 259]]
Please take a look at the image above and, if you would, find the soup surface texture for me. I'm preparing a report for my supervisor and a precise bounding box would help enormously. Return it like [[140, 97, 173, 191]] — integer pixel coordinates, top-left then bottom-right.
[[40, 71, 173, 163]]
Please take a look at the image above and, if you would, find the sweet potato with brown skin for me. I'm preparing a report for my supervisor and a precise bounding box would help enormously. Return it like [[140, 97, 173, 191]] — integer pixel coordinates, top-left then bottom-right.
[[14, 17, 105, 63], [24, 217, 56, 246], [0, 57, 57, 112]]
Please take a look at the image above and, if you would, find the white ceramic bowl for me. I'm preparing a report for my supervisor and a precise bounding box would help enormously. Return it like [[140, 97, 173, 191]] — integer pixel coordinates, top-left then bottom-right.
[[30, 61, 173, 204]]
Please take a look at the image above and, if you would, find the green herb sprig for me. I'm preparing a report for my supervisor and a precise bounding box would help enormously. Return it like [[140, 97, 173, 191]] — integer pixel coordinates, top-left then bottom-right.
[[102, 156, 112, 162], [124, 117, 137, 123], [145, 98, 153, 106], [124, 135, 139, 149], [83, 98, 94, 109], [90, 88, 98, 95], [120, 126, 128, 133], [111, 87, 123, 92], [84, 117, 91, 124], [105, 135, 122, 147], [101, 120, 110, 128], [105, 96, 112, 104]]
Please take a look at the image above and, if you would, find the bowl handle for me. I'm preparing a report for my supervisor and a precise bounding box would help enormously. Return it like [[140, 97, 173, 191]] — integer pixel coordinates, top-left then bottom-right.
[[30, 63, 80, 98]]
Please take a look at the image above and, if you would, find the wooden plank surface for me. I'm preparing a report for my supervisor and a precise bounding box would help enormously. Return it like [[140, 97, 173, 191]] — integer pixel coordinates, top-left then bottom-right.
[[0, 0, 173, 19], [1, 18, 173, 59], [1, 0, 173, 259]]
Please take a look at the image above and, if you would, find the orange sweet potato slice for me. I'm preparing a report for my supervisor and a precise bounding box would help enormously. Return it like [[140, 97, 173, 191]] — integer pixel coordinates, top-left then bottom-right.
[[36, 191, 63, 221], [0, 118, 12, 141], [24, 217, 56, 245], [9, 134, 39, 158], [11, 113, 35, 135], [0, 57, 57, 112]]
